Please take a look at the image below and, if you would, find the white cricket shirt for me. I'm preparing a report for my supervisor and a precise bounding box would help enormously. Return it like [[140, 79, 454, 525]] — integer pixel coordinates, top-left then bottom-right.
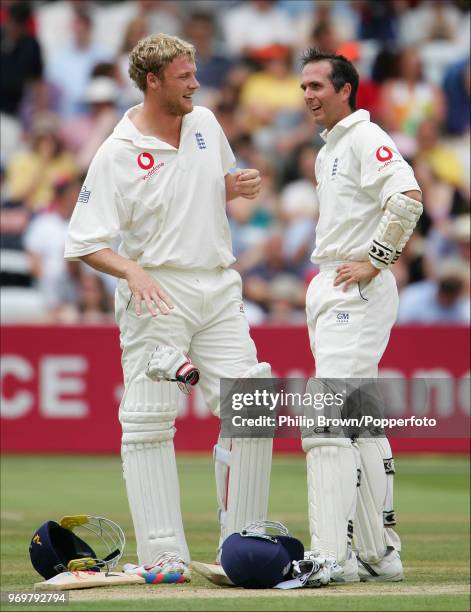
[[311, 109, 421, 264], [64, 105, 236, 269]]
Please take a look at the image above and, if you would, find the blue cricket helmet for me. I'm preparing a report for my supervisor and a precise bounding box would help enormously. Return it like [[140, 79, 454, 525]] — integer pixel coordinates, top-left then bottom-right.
[[220, 521, 304, 588], [29, 521, 98, 579], [29, 515, 125, 579]]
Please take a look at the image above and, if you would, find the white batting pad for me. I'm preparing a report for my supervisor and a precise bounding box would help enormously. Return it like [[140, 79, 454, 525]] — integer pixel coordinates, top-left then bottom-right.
[[302, 438, 359, 564], [120, 377, 189, 564], [214, 437, 273, 556], [353, 437, 400, 563], [214, 361, 273, 557]]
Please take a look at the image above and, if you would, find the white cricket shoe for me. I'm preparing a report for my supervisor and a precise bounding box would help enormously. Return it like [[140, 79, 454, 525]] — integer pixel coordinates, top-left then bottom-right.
[[123, 552, 191, 582], [332, 550, 360, 583], [357, 547, 404, 582]]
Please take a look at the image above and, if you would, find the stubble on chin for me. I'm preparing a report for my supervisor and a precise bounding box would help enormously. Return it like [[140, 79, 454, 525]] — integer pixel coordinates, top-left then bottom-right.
[[166, 100, 193, 116]]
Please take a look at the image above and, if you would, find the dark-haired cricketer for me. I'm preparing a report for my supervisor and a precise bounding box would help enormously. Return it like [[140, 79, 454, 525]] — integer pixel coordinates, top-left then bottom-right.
[[299, 49, 422, 582]]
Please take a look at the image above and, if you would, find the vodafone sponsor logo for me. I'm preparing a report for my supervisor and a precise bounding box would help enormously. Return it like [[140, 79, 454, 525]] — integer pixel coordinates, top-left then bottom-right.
[[143, 162, 165, 181], [137, 152, 154, 170], [376, 146, 393, 162], [137, 152, 165, 180], [376, 145, 401, 172]]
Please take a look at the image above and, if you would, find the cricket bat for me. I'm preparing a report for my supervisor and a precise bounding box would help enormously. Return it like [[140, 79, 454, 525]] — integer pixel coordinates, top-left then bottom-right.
[[34, 571, 145, 591], [190, 561, 235, 587]]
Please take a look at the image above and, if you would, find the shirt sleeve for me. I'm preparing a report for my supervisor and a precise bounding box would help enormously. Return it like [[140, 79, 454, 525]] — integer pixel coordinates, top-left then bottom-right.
[[355, 123, 421, 208], [219, 126, 236, 175], [64, 144, 125, 260]]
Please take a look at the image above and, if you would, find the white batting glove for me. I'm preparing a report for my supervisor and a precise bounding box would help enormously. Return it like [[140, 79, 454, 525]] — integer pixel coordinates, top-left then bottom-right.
[[146, 345, 200, 387]]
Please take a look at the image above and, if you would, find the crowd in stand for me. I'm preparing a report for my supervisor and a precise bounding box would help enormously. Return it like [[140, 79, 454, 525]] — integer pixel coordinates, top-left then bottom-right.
[[1, 0, 469, 325]]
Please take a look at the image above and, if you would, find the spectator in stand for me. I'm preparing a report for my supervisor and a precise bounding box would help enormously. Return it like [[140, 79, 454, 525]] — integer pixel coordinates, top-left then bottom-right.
[[398, 0, 463, 45], [36, 0, 95, 64], [415, 118, 468, 193], [23, 176, 81, 315], [239, 46, 304, 134], [292, 1, 358, 55], [442, 57, 470, 136], [6, 113, 77, 212], [242, 230, 301, 314], [116, 17, 147, 110], [377, 46, 445, 155], [46, 9, 111, 118], [74, 272, 114, 324], [0, 1, 46, 163], [354, 0, 398, 42], [308, 19, 340, 55], [279, 143, 318, 275], [0, 162, 31, 251], [398, 258, 470, 324], [424, 208, 471, 276], [229, 159, 280, 273], [355, 46, 398, 122], [129, 0, 182, 39], [213, 102, 244, 145], [61, 76, 119, 173], [183, 11, 233, 108], [222, 0, 295, 61], [0, 1, 44, 118], [266, 273, 306, 324]]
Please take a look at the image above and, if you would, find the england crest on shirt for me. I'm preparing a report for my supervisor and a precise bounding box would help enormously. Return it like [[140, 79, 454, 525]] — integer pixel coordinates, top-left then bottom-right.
[[77, 185, 91, 203], [195, 132, 207, 149]]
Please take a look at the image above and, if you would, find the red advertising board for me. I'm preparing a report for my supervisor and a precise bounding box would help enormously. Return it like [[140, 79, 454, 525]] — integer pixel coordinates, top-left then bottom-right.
[[1, 325, 469, 454]]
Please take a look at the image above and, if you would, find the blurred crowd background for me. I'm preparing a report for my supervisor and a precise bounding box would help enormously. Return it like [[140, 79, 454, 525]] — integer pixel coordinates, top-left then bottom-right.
[[1, 0, 469, 325]]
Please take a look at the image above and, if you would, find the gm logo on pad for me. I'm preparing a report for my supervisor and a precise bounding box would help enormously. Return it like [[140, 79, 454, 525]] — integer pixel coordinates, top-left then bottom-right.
[[337, 312, 349, 323]]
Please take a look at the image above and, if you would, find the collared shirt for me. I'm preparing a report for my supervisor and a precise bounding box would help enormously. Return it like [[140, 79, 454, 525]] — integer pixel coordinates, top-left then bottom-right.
[[311, 109, 421, 264], [65, 105, 236, 269]]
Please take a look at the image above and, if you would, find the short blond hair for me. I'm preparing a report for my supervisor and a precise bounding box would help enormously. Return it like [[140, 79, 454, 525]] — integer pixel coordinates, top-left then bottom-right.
[[128, 34, 196, 92]]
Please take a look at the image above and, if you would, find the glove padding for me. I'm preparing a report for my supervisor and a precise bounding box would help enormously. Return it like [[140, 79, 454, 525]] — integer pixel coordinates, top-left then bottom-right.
[[146, 345, 200, 387], [292, 552, 343, 587]]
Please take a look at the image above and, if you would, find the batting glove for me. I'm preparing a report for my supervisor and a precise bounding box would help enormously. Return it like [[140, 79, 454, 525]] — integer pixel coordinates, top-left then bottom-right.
[[146, 345, 200, 387]]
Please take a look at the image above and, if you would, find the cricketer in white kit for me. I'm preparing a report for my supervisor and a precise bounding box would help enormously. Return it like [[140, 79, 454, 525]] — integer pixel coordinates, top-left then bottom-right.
[[64, 34, 273, 578], [300, 49, 423, 582]]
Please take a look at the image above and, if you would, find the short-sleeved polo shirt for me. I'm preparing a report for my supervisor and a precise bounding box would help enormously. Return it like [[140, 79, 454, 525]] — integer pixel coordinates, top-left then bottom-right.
[[311, 109, 421, 264], [65, 105, 236, 269]]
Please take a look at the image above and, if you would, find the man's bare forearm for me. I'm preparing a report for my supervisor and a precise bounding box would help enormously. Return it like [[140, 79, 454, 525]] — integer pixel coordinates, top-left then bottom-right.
[[403, 190, 422, 202], [80, 248, 139, 281], [80, 248, 173, 316]]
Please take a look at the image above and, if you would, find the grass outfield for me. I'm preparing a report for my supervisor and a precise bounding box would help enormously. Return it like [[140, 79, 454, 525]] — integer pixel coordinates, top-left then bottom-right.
[[0, 454, 469, 611]]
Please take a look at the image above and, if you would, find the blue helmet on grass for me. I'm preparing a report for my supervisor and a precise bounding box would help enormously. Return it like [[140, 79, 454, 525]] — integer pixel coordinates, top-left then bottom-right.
[[220, 521, 304, 588], [29, 515, 125, 579]]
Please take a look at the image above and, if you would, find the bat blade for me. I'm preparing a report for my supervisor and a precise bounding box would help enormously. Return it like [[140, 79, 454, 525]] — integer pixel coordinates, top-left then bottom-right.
[[34, 571, 145, 591], [190, 561, 234, 587]]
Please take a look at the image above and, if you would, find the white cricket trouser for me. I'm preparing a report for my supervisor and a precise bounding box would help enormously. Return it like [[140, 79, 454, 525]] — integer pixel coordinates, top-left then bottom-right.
[[114, 266, 265, 565], [305, 262, 401, 563], [115, 266, 258, 409], [306, 263, 399, 377]]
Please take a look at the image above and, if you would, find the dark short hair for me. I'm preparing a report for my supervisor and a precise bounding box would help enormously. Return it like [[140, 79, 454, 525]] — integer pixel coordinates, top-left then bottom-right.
[[301, 48, 359, 110]]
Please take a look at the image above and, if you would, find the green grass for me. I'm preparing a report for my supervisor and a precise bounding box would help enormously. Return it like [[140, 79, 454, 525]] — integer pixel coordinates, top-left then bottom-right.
[[1, 454, 469, 611]]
